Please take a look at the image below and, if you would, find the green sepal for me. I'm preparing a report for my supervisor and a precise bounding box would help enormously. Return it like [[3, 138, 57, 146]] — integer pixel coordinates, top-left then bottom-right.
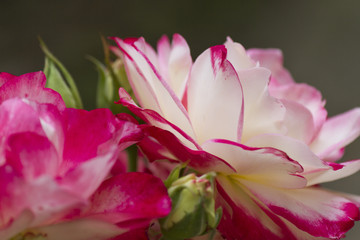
[[87, 56, 113, 108], [39, 38, 83, 109], [163, 163, 187, 188]]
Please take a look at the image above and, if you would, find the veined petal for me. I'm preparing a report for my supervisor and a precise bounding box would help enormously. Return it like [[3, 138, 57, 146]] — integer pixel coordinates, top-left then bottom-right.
[[246, 48, 294, 85], [241, 180, 360, 238], [310, 108, 360, 162], [187, 45, 244, 144], [114, 37, 196, 140], [202, 139, 306, 189]]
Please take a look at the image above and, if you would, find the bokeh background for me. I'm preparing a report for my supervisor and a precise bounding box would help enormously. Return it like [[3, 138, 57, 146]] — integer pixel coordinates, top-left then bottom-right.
[[1, 0, 360, 238]]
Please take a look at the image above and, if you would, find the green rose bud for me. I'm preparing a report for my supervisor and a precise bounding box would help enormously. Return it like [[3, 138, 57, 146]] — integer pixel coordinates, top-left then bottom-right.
[[160, 172, 222, 240]]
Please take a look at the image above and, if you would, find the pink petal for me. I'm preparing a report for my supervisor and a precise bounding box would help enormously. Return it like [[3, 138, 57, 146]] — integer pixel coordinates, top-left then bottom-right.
[[0, 71, 65, 110], [61, 108, 123, 170], [157, 35, 171, 80], [216, 176, 296, 240], [0, 165, 83, 231], [139, 126, 235, 174], [57, 148, 118, 200], [118, 88, 199, 150], [241, 180, 360, 238], [310, 108, 360, 162], [0, 210, 34, 239], [187, 45, 244, 143], [165, 34, 192, 99], [246, 48, 294, 85], [114, 37, 196, 140], [83, 173, 171, 227], [113, 37, 163, 114], [0, 72, 16, 86], [5, 132, 60, 180], [202, 139, 306, 189], [0, 99, 45, 143], [270, 83, 327, 138]]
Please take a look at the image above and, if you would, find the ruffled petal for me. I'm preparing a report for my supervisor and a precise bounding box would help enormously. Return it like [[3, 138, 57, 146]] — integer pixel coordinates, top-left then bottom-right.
[[5, 132, 60, 180], [224, 37, 255, 70], [0, 71, 65, 110], [310, 108, 360, 162], [216, 176, 296, 240], [187, 45, 244, 144], [202, 139, 306, 189], [247, 134, 331, 174], [139, 126, 235, 174], [157, 34, 192, 99], [271, 83, 327, 138], [114, 37, 196, 139], [238, 68, 286, 142], [304, 159, 360, 186], [246, 48, 294, 85], [241, 180, 360, 238], [83, 173, 171, 226]]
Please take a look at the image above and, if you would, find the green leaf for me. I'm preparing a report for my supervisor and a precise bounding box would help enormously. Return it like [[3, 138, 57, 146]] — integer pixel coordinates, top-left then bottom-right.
[[87, 56, 113, 108], [39, 38, 83, 109], [44, 57, 77, 108], [164, 164, 187, 188]]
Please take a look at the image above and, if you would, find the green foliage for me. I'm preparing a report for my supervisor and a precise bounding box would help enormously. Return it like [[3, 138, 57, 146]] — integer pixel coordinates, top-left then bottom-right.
[[40, 38, 83, 109]]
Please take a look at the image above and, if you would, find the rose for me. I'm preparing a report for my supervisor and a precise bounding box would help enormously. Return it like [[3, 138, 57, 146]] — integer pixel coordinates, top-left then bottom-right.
[[114, 34, 360, 239], [0, 72, 171, 240]]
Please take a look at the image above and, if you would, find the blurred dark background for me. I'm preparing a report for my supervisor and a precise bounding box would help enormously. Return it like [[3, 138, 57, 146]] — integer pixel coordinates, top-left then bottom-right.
[[1, 0, 360, 238]]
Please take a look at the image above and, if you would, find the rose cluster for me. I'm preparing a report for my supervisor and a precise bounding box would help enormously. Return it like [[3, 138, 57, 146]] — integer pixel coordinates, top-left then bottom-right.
[[1, 34, 360, 240]]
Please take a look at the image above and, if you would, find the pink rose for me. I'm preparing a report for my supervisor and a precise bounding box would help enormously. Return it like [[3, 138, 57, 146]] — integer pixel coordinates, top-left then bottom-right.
[[114, 34, 360, 239], [0, 72, 171, 239]]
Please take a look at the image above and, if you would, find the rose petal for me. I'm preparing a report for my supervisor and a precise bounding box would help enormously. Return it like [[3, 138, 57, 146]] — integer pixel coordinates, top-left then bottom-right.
[[0, 71, 65, 110], [83, 173, 171, 226], [187, 45, 244, 144], [114, 37, 196, 140], [241, 180, 360, 238], [246, 48, 294, 85], [202, 139, 306, 189], [310, 108, 360, 162]]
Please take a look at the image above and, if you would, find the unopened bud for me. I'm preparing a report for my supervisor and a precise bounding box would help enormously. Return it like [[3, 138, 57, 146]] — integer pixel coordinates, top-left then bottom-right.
[[160, 172, 221, 240]]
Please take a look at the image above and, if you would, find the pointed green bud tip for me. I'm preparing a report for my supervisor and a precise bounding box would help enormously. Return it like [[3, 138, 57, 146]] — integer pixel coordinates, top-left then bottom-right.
[[160, 172, 220, 240]]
